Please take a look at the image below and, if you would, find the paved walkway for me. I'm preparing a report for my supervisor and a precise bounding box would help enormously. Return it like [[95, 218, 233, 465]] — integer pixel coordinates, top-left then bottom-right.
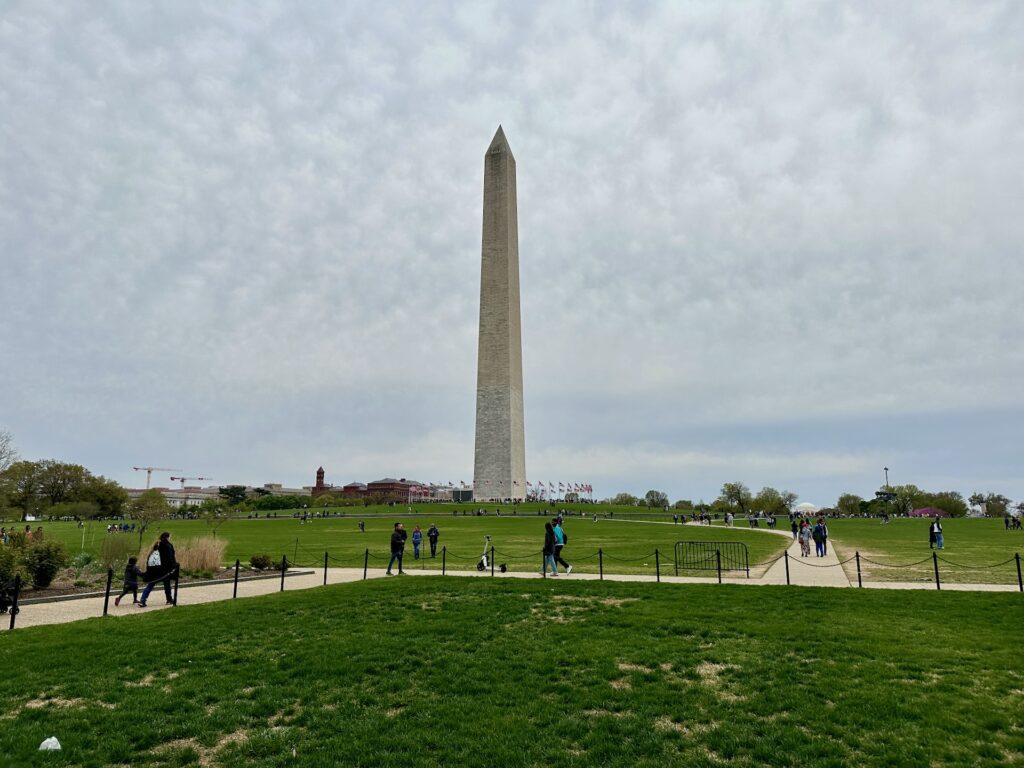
[[4, 536, 1020, 631]]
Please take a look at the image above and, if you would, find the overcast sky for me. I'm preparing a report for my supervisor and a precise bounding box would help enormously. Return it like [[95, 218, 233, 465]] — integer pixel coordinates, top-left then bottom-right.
[[2, 1, 1022, 506]]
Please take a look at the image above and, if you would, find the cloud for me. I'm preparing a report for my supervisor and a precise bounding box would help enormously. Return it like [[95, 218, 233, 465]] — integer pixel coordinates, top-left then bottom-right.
[[1, 1, 1022, 503]]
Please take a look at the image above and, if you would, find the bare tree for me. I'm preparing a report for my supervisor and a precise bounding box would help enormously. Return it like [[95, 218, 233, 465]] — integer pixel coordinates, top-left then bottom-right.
[[0, 429, 17, 473]]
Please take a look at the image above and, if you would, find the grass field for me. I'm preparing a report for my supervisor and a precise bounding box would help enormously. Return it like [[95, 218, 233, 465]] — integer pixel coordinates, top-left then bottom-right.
[[1, 578, 1022, 767], [25, 511, 789, 579]]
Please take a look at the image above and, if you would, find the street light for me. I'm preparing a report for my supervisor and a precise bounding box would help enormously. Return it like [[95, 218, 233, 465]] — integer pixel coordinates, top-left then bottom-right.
[[883, 467, 889, 488]]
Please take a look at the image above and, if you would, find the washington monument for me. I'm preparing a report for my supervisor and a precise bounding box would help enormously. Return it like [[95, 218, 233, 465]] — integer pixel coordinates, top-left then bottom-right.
[[473, 126, 526, 502]]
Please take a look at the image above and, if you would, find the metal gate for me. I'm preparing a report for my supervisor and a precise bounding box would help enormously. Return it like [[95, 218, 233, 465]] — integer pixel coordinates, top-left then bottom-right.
[[674, 541, 749, 577]]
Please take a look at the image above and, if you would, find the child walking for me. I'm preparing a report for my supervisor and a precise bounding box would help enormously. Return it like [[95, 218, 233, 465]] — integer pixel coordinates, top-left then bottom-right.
[[114, 556, 143, 606]]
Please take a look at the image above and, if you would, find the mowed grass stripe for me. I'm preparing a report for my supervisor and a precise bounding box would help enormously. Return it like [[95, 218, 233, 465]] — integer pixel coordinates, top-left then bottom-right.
[[1, 579, 1022, 767]]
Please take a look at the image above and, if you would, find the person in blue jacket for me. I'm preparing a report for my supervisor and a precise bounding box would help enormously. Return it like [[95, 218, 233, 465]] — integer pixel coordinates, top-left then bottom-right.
[[411, 525, 423, 560]]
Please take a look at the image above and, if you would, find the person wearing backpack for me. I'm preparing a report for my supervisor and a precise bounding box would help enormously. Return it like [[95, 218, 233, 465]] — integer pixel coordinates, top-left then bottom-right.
[[812, 521, 826, 558], [552, 518, 572, 575], [139, 532, 177, 608]]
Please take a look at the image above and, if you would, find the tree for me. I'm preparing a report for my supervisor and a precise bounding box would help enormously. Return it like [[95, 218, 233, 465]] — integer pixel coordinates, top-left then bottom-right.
[[920, 491, 968, 518], [35, 460, 90, 506], [836, 493, 863, 517], [891, 484, 924, 516], [198, 498, 231, 535], [0, 429, 17, 472], [219, 485, 249, 506], [673, 499, 694, 510], [969, 492, 1010, 516], [130, 489, 171, 546], [81, 475, 129, 517], [610, 492, 639, 506], [0, 460, 44, 521], [644, 490, 669, 509], [719, 482, 752, 515]]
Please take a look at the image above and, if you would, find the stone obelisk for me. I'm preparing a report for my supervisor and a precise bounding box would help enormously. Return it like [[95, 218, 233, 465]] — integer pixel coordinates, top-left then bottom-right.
[[473, 126, 526, 502]]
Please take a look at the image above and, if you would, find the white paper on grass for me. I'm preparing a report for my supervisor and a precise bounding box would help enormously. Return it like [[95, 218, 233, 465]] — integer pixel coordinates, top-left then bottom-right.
[[39, 736, 62, 750]]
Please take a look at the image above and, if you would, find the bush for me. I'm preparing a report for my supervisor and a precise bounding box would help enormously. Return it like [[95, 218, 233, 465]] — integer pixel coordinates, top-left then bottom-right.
[[100, 535, 136, 571], [23, 540, 69, 589], [0, 547, 16, 585], [176, 537, 227, 572], [250, 553, 273, 571], [71, 551, 95, 569]]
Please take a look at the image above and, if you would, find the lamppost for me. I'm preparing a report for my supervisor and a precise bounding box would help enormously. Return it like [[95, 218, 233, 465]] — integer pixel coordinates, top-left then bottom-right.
[[883, 467, 889, 488]]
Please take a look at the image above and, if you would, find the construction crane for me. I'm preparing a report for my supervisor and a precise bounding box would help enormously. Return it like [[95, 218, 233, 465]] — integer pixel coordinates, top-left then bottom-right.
[[170, 476, 212, 489], [132, 466, 183, 489]]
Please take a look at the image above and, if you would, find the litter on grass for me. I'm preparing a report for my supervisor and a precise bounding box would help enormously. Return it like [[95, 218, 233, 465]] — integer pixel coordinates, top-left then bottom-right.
[[39, 736, 61, 750]]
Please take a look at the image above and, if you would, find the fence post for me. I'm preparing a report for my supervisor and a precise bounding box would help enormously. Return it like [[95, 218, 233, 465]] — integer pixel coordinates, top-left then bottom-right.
[[784, 550, 790, 585], [1016, 553, 1022, 593], [233, 559, 240, 599], [716, 549, 722, 584], [103, 568, 113, 616], [932, 551, 941, 591], [171, 565, 180, 606], [294, 538, 298, 563], [442, 546, 446, 576], [542, 550, 546, 579], [280, 556, 287, 592], [323, 551, 329, 586], [9, 574, 21, 630], [490, 546, 495, 577], [363, 548, 369, 580], [655, 549, 660, 583], [599, 549, 604, 580], [856, 552, 863, 588]]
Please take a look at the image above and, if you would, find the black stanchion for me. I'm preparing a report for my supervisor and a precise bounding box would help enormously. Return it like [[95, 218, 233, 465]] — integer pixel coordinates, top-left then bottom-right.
[[856, 552, 863, 588], [716, 549, 722, 584], [542, 551, 546, 579], [363, 549, 369, 580], [490, 546, 495, 577], [655, 549, 660, 583], [173, 565, 180, 606], [280, 556, 287, 592], [599, 549, 604, 580], [1016, 553, 1022, 593], [294, 538, 298, 563], [9, 574, 21, 630], [932, 551, 941, 591], [233, 559, 240, 599], [442, 546, 446, 576], [103, 568, 113, 616], [784, 551, 790, 585], [323, 551, 329, 586]]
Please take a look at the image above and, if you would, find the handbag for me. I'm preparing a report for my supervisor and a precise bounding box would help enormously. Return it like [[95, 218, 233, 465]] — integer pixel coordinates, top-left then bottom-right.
[[147, 550, 161, 568]]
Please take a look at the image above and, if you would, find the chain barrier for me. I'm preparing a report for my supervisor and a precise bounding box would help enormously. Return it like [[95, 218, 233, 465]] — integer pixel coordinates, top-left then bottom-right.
[[934, 555, 1018, 570], [860, 556, 936, 568]]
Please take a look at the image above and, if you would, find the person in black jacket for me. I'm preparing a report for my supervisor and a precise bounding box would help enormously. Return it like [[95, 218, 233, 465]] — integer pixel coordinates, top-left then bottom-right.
[[427, 524, 440, 557], [387, 523, 406, 575], [114, 556, 143, 606], [540, 522, 558, 576], [139, 532, 177, 607]]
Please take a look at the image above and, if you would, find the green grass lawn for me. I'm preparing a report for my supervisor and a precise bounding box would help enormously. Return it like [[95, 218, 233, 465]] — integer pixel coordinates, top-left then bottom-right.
[[1, 578, 1022, 767], [29, 512, 788, 578], [821, 518, 1024, 584]]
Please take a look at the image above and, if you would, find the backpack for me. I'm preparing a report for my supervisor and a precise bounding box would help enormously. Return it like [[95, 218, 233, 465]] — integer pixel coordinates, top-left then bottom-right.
[[561, 531, 568, 545]]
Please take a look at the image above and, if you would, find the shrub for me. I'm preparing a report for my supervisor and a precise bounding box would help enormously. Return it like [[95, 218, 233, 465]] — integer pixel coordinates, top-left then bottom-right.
[[22, 540, 69, 589], [250, 553, 273, 571], [0, 547, 16, 585], [100, 535, 136, 571], [176, 537, 227, 572], [71, 551, 95, 569]]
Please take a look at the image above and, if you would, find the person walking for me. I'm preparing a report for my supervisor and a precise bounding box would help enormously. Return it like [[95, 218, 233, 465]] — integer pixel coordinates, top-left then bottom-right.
[[798, 521, 812, 557], [552, 518, 572, 575], [791, 518, 799, 540], [812, 520, 825, 558], [386, 523, 406, 575], [139, 532, 177, 608], [114, 556, 143, 606], [358, 520, 365, 533], [427, 523, 439, 557], [930, 517, 944, 550], [541, 522, 558, 576], [820, 518, 829, 555], [411, 526, 423, 560], [928, 522, 937, 549]]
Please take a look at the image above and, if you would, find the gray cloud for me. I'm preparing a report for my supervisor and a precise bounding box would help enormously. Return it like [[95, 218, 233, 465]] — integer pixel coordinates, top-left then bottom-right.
[[2, 1, 1022, 504]]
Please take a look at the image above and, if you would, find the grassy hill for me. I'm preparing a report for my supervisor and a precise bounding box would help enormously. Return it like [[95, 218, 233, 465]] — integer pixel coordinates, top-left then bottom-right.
[[1, 578, 1022, 767]]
